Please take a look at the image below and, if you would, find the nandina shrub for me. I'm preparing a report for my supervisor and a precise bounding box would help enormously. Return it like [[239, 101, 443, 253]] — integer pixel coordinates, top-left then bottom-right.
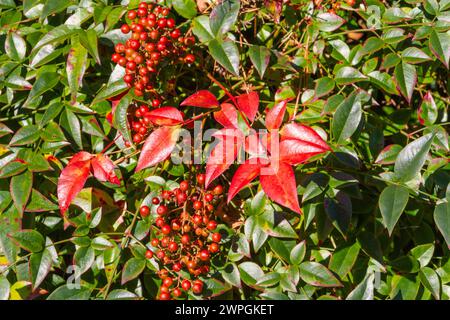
[[0, 0, 449, 301]]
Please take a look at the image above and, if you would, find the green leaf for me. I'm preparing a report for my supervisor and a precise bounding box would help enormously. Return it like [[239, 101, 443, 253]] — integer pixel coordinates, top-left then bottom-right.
[[61, 108, 83, 149], [74, 246, 95, 275], [107, 289, 138, 300], [429, 30, 450, 68], [121, 257, 146, 285], [410, 244, 434, 268], [419, 267, 441, 300], [314, 77, 335, 99], [208, 39, 240, 76], [209, 0, 240, 36], [10, 229, 45, 253], [25, 189, 58, 213], [33, 25, 78, 53], [29, 249, 53, 290], [390, 275, 419, 300], [290, 241, 306, 265], [79, 29, 100, 65], [256, 272, 281, 287], [66, 39, 88, 102], [47, 285, 91, 300], [329, 242, 361, 278], [112, 93, 132, 143], [9, 125, 40, 146], [24, 73, 60, 109], [332, 91, 363, 143], [379, 185, 409, 235], [41, 0, 71, 20], [434, 190, 450, 248], [5, 32, 26, 61], [238, 262, 264, 287], [394, 62, 416, 103], [324, 193, 352, 235], [192, 15, 214, 43], [10, 170, 33, 215], [401, 47, 432, 64], [221, 263, 241, 288], [0, 161, 27, 179], [335, 67, 367, 85], [39, 102, 64, 127], [256, 209, 297, 239], [248, 45, 271, 79], [375, 144, 403, 165], [424, 0, 439, 15], [172, 0, 197, 19], [92, 79, 128, 104], [299, 262, 342, 287], [0, 276, 10, 300], [346, 272, 375, 300], [394, 133, 434, 182], [315, 12, 345, 32]]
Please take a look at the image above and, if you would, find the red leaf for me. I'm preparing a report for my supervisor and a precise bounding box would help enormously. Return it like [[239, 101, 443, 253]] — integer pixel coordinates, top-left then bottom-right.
[[145, 107, 184, 126], [227, 159, 266, 203], [180, 90, 219, 108], [136, 126, 181, 172], [91, 154, 120, 185], [266, 100, 287, 131], [245, 131, 269, 158], [205, 129, 243, 188], [214, 103, 238, 129], [278, 140, 329, 165], [260, 161, 301, 214], [236, 91, 259, 122], [57, 152, 93, 215], [280, 123, 330, 151]]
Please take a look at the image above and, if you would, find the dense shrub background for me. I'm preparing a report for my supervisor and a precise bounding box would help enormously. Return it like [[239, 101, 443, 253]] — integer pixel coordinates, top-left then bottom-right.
[[0, 0, 449, 300]]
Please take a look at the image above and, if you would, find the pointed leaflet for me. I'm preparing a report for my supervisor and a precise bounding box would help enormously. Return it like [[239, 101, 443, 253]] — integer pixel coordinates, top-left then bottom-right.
[[429, 30, 450, 68], [57, 151, 93, 215], [136, 126, 181, 172], [394, 61, 417, 104], [248, 45, 271, 79], [236, 92, 259, 122], [214, 103, 239, 129], [227, 159, 264, 203], [10, 170, 33, 215], [205, 129, 243, 188], [280, 123, 331, 151], [145, 107, 184, 126], [29, 249, 53, 290], [379, 185, 409, 235], [180, 90, 219, 108], [418, 92, 438, 126], [66, 40, 88, 103], [260, 161, 301, 214], [91, 154, 120, 185], [434, 185, 450, 248], [266, 100, 287, 131]]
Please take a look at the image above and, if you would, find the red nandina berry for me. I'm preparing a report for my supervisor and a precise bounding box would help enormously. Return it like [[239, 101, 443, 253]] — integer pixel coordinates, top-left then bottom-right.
[[138, 2, 148, 9], [163, 277, 173, 287], [184, 54, 195, 64], [172, 288, 182, 298], [157, 43, 166, 52], [199, 249, 210, 261], [151, 52, 161, 61], [138, 126, 147, 135], [206, 204, 214, 212], [121, 24, 130, 34], [126, 61, 136, 71], [177, 192, 187, 204], [172, 263, 182, 272], [161, 237, 169, 247], [161, 224, 171, 235], [213, 185, 223, 195], [159, 292, 171, 300], [145, 250, 154, 259], [146, 43, 155, 52], [162, 8, 170, 16], [134, 88, 144, 96], [192, 281, 203, 294], [197, 174, 205, 185], [151, 238, 159, 247], [181, 234, 190, 245], [134, 24, 144, 33], [129, 40, 140, 50], [139, 32, 148, 41], [155, 218, 165, 228], [152, 99, 161, 107], [170, 29, 181, 39], [181, 280, 191, 291], [207, 220, 217, 231], [133, 133, 143, 143], [346, 0, 356, 6], [168, 242, 178, 252], [157, 205, 168, 216], [128, 10, 137, 20], [152, 197, 160, 205], [209, 242, 219, 253], [111, 53, 120, 63], [156, 250, 165, 259], [193, 201, 203, 211], [193, 215, 202, 225], [140, 205, 150, 217], [205, 193, 214, 202], [150, 30, 159, 40], [137, 8, 147, 17], [180, 181, 189, 191], [124, 74, 134, 83], [157, 18, 167, 28], [118, 57, 127, 66], [139, 105, 149, 114], [186, 260, 196, 269], [166, 18, 175, 28], [212, 233, 221, 243]]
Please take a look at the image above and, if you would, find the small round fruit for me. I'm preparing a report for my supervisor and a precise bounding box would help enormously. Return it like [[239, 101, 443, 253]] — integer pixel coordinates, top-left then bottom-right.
[[213, 185, 223, 195], [193, 201, 203, 211], [180, 181, 189, 191], [140, 205, 150, 217], [127, 10, 137, 20], [192, 282, 203, 294], [163, 277, 173, 287], [181, 280, 191, 291], [172, 288, 182, 298], [181, 234, 190, 245], [121, 24, 130, 34], [207, 220, 217, 231], [199, 249, 210, 261], [212, 232, 221, 243], [161, 224, 171, 235], [168, 242, 178, 252], [145, 250, 154, 259], [151, 238, 159, 247], [205, 193, 214, 202], [172, 263, 182, 272], [152, 197, 160, 205], [196, 174, 205, 185], [156, 250, 165, 259], [184, 54, 195, 64], [209, 242, 219, 253], [157, 205, 168, 216], [159, 292, 170, 300]]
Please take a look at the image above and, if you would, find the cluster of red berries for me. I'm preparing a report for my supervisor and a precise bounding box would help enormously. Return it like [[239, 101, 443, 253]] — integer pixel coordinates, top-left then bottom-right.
[[111, 2, 196, 98], [140, 174, 224, 300]]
